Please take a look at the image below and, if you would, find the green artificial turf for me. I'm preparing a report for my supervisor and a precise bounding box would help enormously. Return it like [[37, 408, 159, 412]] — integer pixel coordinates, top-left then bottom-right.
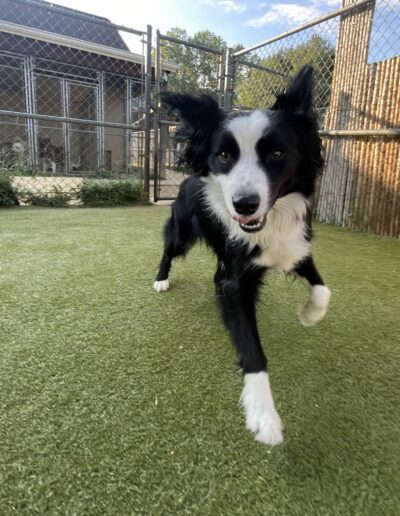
[[1, 206, 399, 515]]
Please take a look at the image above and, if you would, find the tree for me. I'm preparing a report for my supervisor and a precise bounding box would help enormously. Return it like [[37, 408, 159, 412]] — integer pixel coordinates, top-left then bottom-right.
[[235, 35, 335, 116], [161, 28, 228, 99]]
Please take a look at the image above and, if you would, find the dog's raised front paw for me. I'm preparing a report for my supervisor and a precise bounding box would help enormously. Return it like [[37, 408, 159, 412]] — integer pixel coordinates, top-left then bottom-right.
[[153, 279, 169, 292], [298, 285, 331, 327]]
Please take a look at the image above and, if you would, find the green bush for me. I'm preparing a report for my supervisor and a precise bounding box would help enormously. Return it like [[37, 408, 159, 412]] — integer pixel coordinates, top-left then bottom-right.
[[17, 186, 71, 208], [0, 172, 19, 207], [24, 193, 70, 208], [79, 179, 144, 207]]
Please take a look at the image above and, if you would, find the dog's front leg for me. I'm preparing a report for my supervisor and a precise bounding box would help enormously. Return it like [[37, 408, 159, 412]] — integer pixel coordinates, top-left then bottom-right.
[[218, 271, 283, 445]]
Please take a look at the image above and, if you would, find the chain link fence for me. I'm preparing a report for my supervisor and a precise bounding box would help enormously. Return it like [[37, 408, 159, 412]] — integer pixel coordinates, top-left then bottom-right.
[[230, 19, 337, 128], [1, 0, 399, 235], [0, 0, 152, 206]]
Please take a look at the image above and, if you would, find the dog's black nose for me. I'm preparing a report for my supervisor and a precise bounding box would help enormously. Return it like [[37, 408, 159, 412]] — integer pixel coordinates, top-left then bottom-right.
[[232, 194, 260, 215]]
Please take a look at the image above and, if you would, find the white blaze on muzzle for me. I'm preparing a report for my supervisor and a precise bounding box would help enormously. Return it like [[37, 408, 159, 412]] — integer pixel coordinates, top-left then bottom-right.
[[217, 111, 272, 221]]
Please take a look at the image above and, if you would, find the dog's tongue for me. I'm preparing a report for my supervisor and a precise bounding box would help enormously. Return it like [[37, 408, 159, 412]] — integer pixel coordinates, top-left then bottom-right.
[[231, 214, 254, 224]]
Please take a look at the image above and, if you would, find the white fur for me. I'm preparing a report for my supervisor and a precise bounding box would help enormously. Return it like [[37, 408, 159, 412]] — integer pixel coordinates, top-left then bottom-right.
[[298, 284, 331, 326], [203, 175, 311, 272], [241, 372, 283, 445], [153, 279, 169, 292], [215, 111, 271, 220]]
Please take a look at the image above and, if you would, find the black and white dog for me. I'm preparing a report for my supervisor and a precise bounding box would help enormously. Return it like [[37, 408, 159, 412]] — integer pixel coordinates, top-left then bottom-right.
[[154, 66, 331, 445]]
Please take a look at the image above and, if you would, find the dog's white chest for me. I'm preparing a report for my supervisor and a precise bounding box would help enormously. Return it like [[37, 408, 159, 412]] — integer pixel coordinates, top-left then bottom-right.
[[250, 194, 311, 272], [252, 227, 310, 272]]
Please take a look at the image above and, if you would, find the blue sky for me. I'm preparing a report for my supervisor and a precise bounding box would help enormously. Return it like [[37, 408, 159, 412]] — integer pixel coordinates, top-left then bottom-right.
[[54, 0, 342, 48], [50, 0, 400, 62]]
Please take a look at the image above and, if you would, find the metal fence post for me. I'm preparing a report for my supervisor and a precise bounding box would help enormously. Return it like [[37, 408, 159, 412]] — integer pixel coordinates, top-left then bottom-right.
[[153, 29, 161, 202], [124, 77, 132, 173], [23, 56, 38, 171], [143, 24, 152, 198], [217, 49, 225, 109], [96, 71, 105, 172], [223, 49, 233, 112], [61, 78, 70, 173]]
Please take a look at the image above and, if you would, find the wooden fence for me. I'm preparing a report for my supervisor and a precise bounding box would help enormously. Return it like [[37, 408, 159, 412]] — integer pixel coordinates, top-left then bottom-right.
[[316, 0, 400, 238]]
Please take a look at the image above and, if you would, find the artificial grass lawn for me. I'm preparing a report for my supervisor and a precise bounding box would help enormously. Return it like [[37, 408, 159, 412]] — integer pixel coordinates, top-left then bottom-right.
[[1, 206, 399, 515]]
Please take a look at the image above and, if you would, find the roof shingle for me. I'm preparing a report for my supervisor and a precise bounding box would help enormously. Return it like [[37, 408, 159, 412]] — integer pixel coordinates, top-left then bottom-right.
[[0, 0, 129, 50]]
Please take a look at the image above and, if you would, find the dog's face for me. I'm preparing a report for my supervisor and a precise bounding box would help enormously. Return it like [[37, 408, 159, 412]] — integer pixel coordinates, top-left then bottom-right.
[[208, 110, 303, 232], [162, 66, 322, 233]]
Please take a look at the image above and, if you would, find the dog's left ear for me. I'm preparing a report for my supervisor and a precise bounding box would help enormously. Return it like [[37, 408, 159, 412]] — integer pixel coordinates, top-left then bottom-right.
[[271, 65, 314, 117]]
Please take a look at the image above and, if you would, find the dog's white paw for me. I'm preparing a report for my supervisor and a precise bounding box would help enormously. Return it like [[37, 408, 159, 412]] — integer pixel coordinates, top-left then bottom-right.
[[299, 285, 331, 327], [153, 279, 169, 292], [247, 405, 283, 446], [241, 372, 283, 446]]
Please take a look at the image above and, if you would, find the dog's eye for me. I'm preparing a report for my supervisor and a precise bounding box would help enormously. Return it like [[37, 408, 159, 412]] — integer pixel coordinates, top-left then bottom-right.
[[218, 151, 231, 164], [271, 150, 284, 159]]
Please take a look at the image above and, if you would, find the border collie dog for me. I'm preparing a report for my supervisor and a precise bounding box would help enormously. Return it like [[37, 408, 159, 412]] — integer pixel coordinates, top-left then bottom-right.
[[154, 66, 331, 445]]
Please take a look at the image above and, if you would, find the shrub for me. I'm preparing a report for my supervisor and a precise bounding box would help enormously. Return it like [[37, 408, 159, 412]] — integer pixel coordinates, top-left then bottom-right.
[[24, 193, 70, 208], [79, 179, 144, 207], [0, 172, 19, 207]]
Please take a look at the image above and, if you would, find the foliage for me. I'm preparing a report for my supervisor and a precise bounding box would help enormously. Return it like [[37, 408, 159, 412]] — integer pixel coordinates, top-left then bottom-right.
[[79, 179, 144, 207], [161, 28, 334, 127], [162, 28, 243, 98], [21, 187, 72, 208], [0, 171, 19, 207], [162, 28, 224, 98], [235, 35, 335, 113]]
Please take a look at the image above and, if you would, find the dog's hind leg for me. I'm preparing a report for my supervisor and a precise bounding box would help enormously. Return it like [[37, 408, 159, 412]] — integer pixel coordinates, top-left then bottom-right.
[[154, 209, 196, 292], [294, 255, 331, 326], [218, 269, 283, 445]]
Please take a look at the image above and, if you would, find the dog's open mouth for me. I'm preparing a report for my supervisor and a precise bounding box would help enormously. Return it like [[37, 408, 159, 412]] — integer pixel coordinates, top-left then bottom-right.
[[238, 214, 267, 233]]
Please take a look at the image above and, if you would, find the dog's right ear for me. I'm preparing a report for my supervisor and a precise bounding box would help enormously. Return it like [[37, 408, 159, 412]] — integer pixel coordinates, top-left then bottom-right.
[[160, 92, 224, 174], [160, 92, 223, 132]]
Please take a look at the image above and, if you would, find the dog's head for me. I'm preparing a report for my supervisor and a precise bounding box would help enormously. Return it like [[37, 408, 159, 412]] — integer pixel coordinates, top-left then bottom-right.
[[161, 66, 323, 233]]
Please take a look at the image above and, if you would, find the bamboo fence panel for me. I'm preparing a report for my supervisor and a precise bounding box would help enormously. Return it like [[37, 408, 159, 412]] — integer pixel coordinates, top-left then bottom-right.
[[316, 0, 400, 238]]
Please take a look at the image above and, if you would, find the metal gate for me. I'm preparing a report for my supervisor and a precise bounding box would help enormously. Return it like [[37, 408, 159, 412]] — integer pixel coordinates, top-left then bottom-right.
[[152, 30, 226, 201]]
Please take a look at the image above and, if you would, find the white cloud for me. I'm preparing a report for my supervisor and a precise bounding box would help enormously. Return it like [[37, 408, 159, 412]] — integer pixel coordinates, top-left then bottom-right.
[[218, 0, 247, 13], [310, 0, 340, 6], [246, 3, 321, 28]]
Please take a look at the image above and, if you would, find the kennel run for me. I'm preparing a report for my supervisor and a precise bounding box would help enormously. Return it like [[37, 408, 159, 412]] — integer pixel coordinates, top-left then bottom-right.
[[0, 0, 399, 237], [0, 0, 175, 191]]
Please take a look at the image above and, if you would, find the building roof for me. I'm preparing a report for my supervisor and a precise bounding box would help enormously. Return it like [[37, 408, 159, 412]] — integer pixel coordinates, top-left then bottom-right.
[[0, 0, 130, 51]]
